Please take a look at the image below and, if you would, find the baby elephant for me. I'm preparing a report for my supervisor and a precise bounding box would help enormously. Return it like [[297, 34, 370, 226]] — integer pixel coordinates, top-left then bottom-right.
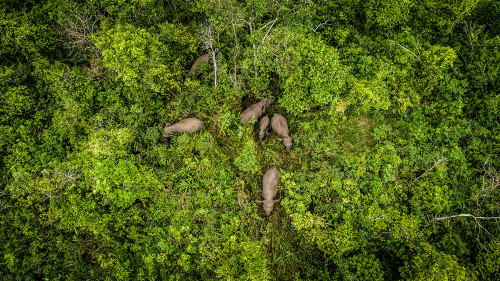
[[271, 114, 292, 153], [259, 115, 270, 141], [188, 54, 212, 77], [240, 98, 275, 123], [162, 118, 204, 138], [256, 168, 280, 216]]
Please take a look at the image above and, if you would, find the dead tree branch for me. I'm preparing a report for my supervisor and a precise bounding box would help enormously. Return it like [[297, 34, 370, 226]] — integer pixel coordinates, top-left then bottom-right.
[[57, 5, 102, 55], [412, 151, 447, 184], [257, 18, 277, 53], [307, 19, 331, 33], [200, 23, 219, 88], [389, 40, 421, 60], [430, 214, 499, 240], [476, 158, 499, 200], [431, 214, 500, 222], [312, 219, 333, 227]]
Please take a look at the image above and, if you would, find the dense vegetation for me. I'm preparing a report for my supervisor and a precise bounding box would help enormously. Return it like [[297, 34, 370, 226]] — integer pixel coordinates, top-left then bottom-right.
[[1, 0, 499, 280]]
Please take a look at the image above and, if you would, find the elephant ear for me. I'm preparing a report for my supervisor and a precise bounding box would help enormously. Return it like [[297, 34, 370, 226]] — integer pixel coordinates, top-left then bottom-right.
[[255, 200, 264, 204]]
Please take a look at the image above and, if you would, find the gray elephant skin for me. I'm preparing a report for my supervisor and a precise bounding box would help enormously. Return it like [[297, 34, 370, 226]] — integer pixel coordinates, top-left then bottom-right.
[[188, 54, 212, 77], [259, 115, 270, 141], [256, 168, 280, 216], [271, 114, 292, 153], [240, 99, 275, 123], [162, 118, 204, 138]]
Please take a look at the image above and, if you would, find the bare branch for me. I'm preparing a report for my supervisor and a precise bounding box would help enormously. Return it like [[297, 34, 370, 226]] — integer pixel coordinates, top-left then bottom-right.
[[431, 214, 500, 222], [430, 213, 499, 240], [57, 4, 102, 55], [389, 40, 421, 60], [259, 18, 277, 31], [267, 45, 279, 57], [239, 17, 253, 30], [307, 19, 331, 33], [412, 151, 447, 184], [371, 215, 386, 221], [256, 18, 277, 53], [261, 19, 277, 43], [476, 158, 499, 200], [200, 23, 219, 87], [311, 219, 333, 227]]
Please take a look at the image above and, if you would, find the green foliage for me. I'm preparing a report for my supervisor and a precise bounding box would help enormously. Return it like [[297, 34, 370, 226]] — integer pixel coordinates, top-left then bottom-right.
[[83, 127, 134, 160], [234, 139, 260, 173], [421, 45, 457, 81], [203, 237, 271, 280], [436, 0, 481, 34], [476, 241, 500, 279], [400, 243, 476, 281], [0, 13, 59, 61], [365, 0, 414, 28], [1, 0, 499, 280], [336, 253, 385, 281], [258, 28, 349, 112], [89, 159, 161, 207], [0, 69, 31, 122], [94, 23, 182, 94]]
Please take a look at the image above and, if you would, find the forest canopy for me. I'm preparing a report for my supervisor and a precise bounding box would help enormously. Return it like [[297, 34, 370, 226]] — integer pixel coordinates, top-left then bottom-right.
[[1, 0, 499, 280]]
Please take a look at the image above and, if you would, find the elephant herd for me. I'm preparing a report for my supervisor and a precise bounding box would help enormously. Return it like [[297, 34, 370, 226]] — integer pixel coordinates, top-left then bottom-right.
[[162, 99, 290, 216]]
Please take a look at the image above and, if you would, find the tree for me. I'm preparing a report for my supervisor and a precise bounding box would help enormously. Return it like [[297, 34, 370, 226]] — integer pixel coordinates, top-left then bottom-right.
[[400, 243, 476, 281], [94, 23, 183, 94], [199, 23, 220, 88], [253, 27, 349, 112]]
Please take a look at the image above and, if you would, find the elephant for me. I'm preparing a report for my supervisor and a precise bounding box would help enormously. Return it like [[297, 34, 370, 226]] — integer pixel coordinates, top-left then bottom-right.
[[271, 114, 292, 153], [162, 118, 204, 138], [188, 54, 212, 77], [255, 168, 280, 216], [259, 115, 270, 141], [240, 99, 275, 123]]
